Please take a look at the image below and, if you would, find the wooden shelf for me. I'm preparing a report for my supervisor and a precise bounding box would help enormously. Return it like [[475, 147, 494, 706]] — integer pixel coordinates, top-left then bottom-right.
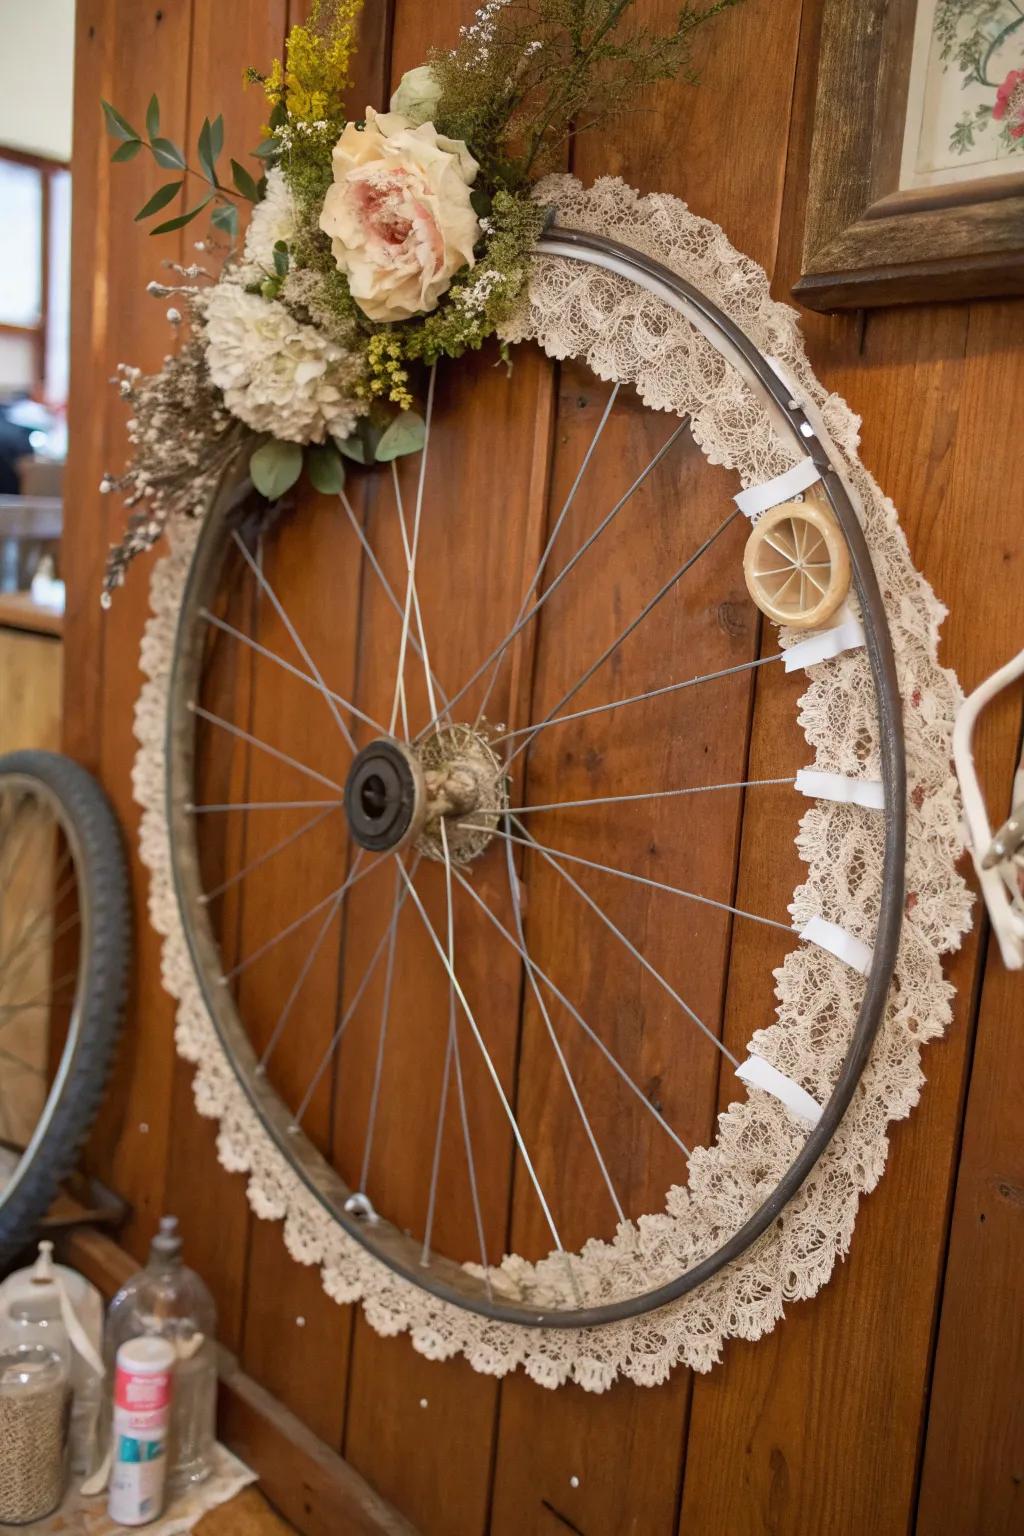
[[0, 590, 64, 637]]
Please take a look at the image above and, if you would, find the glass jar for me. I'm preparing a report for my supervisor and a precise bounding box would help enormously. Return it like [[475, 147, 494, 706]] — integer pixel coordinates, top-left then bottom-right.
[[0, 1344, 69, 1524]]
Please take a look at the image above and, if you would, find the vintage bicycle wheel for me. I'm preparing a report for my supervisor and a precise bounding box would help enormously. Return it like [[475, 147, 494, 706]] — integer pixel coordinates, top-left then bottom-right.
[[0, 751, 130, 1263], [156, 228, 906, 1329]]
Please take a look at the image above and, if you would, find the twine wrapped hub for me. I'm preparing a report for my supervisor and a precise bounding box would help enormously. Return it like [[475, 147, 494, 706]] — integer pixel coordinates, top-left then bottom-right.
[[344, 725, 507, 865]]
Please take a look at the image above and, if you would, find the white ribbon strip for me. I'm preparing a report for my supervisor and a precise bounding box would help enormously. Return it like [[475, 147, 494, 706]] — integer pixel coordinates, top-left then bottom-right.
[[736, 1054, 823, 1127], [733, 457, 821, 520], [795, 768, 885, 811], [783, 610, 866, 672], [799, 915, 874, 977]]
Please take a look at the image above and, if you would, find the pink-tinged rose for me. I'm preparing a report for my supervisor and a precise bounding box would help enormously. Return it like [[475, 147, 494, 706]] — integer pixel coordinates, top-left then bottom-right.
[[994, 68, 1024, 139], [319, 108, 480, 322]]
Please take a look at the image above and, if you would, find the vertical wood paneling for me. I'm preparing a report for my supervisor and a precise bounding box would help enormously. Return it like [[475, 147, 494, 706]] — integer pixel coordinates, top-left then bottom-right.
[[677, 4, 1024, 1533], [67, 0, 194, 1256], [913, 301, 1024, 1536], [336, 6, 557, 1529], [488, 3, 804, 1533], [233, 0, 392, 1443], [158, 0, 291, 1356]]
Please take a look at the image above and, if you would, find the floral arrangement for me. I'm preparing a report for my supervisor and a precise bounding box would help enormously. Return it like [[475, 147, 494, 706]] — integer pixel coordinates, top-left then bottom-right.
[[99, 0, 742, 597], [937, 0, 1024, 155]]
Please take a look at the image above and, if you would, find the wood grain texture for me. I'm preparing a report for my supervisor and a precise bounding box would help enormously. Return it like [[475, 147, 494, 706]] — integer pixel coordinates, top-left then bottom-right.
[[62, 0, 1024, 1532]]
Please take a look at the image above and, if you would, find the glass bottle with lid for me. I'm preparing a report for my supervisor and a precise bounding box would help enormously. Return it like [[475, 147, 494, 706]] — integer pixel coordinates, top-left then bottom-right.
[[105, 1216, 217, 1489]]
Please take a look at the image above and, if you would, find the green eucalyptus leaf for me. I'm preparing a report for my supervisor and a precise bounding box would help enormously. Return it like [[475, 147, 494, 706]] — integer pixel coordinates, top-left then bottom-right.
[[337, 433, 367, 464], [230, 158, 260, 201], [211, 201, 239, 241], [150, 137, 187, 170], [375, 410, 427, 463], [197, 117, 218, 183], [250, 438, 303, 501], [252, 135, 281, 161], [101, 99, 140, 141], [306, 443, 346, 495], [210, 114, 224, 160], [272, 244, 289, 277], [111, 139, 143, 162], [145, 94, 160, 139], [134, 180, 184, 220], [150, 195, 213, 235]]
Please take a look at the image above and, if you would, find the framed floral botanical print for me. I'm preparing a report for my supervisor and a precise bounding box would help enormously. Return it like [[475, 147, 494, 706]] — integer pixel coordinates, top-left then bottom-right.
[[796, 0, 1024, 309]]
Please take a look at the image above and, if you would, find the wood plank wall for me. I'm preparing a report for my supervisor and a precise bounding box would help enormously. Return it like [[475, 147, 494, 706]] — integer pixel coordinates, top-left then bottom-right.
[[63, 2, 1022, 1533]]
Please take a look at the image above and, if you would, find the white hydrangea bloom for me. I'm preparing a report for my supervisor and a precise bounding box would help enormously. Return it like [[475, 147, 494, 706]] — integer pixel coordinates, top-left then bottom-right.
[[242, 168, 295, 275], [201, 281, 363, 444]]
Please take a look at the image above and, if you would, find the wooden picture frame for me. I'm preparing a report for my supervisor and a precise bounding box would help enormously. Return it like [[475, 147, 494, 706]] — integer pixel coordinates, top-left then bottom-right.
[[796, 0, 1024, 310]]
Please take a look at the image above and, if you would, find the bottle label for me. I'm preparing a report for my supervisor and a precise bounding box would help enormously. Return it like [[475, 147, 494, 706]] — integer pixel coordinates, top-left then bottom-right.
[[114, 1361, 173, 1436], [109, 1435, 167, 1525]]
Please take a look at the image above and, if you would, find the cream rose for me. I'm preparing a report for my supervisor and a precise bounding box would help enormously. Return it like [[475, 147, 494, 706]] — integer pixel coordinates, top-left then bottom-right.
[[318, 107, 480, 322]]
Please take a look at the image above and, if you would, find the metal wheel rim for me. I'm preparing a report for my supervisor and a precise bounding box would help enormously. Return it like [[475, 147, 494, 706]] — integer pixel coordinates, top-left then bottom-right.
[[165, 228, 906, 1328], [0, 773, 90, 1214]]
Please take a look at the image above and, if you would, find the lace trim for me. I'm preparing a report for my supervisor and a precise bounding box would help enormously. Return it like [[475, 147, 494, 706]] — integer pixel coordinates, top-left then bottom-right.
[[133, 176, 971, 1392]]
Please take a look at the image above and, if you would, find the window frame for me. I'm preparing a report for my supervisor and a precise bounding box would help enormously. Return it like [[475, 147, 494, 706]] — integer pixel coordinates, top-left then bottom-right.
[[0, 145, 70, 394]]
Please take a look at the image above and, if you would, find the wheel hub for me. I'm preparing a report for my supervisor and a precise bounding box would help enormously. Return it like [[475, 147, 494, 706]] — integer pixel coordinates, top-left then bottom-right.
[[344, 726, 507, 864]]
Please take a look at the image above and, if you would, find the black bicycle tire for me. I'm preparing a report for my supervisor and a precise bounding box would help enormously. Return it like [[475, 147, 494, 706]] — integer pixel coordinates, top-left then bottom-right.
[[0, 750, 131, 1267]]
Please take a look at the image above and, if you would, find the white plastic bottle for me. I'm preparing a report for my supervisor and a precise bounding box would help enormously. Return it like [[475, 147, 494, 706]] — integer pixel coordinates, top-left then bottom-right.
[[108, 1336, 175, 1526], [105, 1217, 217, 1490]]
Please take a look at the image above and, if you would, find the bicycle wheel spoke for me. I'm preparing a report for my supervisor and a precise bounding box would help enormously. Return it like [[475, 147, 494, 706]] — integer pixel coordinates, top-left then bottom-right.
[[503, 836, 625, 1226], [201, 609, 387, 738], [508, 820, 741, 1069], [338, 489, 451, 715], [477, 824, 793, 937], [421, 820, 493, 1281], [504, 508, 742, 771], [222, 855, 381, 984], [452, 867, 690, 1158], [389, 364, 437, 735], [0, 910, 81, 1004], [292, 856, 417, 1127], [420, 998, 454, 1265], [472, 382, 620, 731], [232, 532, 358, 753], [201, 807, 337, 904], [488, 776, 795, 818], [398, 858, 565, 1254], [189, 704, 346, 795], [357, 861, 403, 1193], [0, 973, 77, 1025], [417, 416, 690, 740], [189, 799, 343, 814], [494, 652, 783, 745], [1, 867, 75, 972], [391, 463, 444, 729], [258, 850, 365, 1070]]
